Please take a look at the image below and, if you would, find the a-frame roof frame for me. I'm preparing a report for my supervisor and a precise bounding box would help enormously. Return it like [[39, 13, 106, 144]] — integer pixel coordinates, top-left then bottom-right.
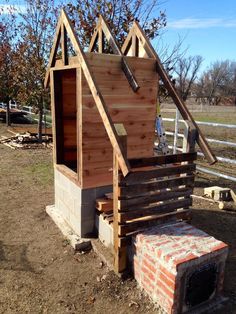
[[88, 15, 139, 92], [121, 21, 217, 165], [45, 9, 131, 176]]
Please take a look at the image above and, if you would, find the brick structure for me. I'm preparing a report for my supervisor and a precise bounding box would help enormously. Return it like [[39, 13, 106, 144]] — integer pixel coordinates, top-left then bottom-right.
[[132, 222, 228, 313]]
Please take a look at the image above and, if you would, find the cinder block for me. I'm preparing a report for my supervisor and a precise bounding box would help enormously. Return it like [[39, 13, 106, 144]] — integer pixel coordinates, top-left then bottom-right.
[[95, 185, 112, 198], [54, 168, 112, 238], [57, 199, 70, 223], [69, 211, 81, 236], [131, 222, 228, 314], [80, 217, 95, 237], [95, 214, 113, 249]]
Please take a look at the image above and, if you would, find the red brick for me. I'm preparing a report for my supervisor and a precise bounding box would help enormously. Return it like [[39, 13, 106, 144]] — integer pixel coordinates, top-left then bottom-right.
[[142, 258, 156, 274], [142, 275, 155, 293], [141, 265, 155, 282], [156, 278, 175, 299], [144, 252, 156, 265], [155, 284, 174, 310], [132, 221, 228, 314], [158, 271, 176, 291], [175, 252, 198, 266], [211, 242, 228, 252], [159, 265, 176, 282], [165, 249, 188, 263]]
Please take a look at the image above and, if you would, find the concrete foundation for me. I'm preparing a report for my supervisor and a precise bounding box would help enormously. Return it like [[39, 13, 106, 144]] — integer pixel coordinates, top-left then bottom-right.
[[95, 214, 114, 250], [54, 168, 112, 237]]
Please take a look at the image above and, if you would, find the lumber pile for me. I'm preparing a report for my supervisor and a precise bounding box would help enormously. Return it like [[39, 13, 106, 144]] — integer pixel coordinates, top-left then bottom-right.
[[0, 132, 52, 149], [96, 193, 113, 224]]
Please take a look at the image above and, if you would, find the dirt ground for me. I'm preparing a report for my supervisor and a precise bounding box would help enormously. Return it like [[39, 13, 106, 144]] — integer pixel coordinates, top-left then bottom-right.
[[1, 122, 236, 314]]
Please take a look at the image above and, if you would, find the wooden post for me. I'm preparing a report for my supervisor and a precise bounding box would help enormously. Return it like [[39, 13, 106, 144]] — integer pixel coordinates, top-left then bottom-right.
[[183, 121, 198, 154], [113, 123, 127, 274], [98, 28, 104, 53], [173, 109, 180, 154], [76, 67, 83, 186], [61, 24, 68, 65]]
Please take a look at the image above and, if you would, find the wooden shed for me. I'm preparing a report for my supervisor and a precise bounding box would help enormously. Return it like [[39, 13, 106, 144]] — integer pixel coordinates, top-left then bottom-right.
[[45, 10, 216, 273]]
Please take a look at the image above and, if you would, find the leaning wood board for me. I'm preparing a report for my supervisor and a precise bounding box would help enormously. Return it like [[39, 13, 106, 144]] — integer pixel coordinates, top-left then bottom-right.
[[82, 53, 158, 188]]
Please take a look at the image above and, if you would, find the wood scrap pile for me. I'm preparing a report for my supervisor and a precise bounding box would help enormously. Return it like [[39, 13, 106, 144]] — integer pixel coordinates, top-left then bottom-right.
[[192, 186, 236, 211], [96, 193, 113, 224], [0, 132, 53, 149]]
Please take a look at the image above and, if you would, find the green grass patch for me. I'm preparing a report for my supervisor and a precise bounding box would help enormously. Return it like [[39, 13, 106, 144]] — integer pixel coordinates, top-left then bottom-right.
[[24, 161, 53, 186]]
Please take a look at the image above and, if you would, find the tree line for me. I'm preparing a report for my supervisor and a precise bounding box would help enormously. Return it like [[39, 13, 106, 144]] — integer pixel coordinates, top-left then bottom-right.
[[0, 0, 235, 140]]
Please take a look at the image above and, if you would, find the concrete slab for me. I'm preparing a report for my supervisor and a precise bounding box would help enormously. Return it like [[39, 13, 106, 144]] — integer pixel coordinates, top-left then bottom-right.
[[46, 205, 92, 252]]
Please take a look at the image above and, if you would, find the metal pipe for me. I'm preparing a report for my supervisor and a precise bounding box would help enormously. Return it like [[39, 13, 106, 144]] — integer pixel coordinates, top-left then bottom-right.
[[196, 166, 236, 183], [163, 118, 236, 129], [166, 131, 236, 148], [167, 145, 236, 165], [197, 152, 236, 165]]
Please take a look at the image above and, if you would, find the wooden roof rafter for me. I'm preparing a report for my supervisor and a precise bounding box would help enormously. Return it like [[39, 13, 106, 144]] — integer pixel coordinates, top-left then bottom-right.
[[88, 15, 139, 92], [122, 21, 217, 165], [45, 9, 131, 176]]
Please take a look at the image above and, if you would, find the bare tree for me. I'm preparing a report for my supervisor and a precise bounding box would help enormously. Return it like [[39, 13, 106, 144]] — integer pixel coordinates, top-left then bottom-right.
[[174, 55, 203, 101], [0, 11, 17, 126], [12, 0, 58, 142], [66, 0, 167, 47], [198, 60, 236, 105]]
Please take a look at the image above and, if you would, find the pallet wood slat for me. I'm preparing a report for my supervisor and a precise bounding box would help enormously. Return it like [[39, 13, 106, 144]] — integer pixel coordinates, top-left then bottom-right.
[[119, 174, 195, 197], [122, 163, 196, 184], [118, 209, 191, 236], [129, 152, 197, 168], [119, 187, 193, 209], [118, 197, 192, 223], [117, 209, 191, 247]]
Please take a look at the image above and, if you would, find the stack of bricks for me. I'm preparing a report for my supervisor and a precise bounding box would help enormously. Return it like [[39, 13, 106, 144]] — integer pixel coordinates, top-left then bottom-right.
[[132, 221, 228, 313]]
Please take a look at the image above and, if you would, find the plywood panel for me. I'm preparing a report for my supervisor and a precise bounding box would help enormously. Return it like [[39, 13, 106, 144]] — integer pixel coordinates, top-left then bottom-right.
[[81, 53, 158, 188]]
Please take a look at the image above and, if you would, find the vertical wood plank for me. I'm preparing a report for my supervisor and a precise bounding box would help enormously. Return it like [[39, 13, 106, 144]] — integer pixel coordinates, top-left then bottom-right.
[[50, 70, 64, 164], [62, 10, 131, 177], [113, 124, 127, 273], [98, 28, 104, 53], [183, 121, 198, 154], [61, 24, 68, 65], [76, 67, 82, 186], [131, 34, 136, 56], [50, 71, 57, 164]]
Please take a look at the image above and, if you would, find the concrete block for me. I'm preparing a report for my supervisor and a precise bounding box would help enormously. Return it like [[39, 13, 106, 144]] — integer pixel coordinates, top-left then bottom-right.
[[95, 214, 113, 249], [81, 217, 95, 237], [95, 185, 112, 198], [69, 212, 81, 236], [54, 169, 112, 238], [204, 186, 232, 202]]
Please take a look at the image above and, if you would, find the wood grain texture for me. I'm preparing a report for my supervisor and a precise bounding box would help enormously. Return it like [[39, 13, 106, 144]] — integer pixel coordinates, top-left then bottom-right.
[[81, 53, 158, 188]]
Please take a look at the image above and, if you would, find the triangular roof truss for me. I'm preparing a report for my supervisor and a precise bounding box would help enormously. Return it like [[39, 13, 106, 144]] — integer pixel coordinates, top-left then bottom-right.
[[45, 9, 131, 177], [45, 11, 216, 167], [121, 21, 216, 164]]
